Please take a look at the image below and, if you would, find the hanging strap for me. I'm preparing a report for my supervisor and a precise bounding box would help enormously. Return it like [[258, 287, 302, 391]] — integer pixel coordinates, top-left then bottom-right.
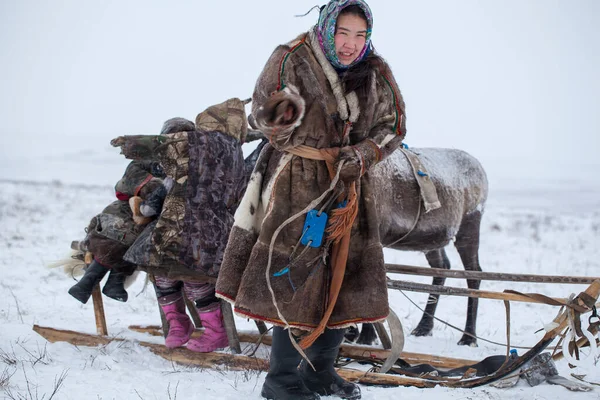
[[286, 145, 359, 349]]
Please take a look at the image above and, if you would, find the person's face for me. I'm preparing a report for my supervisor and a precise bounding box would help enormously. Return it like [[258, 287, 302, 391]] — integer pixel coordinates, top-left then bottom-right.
[[334, 13, 368, 66]]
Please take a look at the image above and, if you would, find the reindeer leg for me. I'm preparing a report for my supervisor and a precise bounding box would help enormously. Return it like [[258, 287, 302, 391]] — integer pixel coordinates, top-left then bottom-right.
[[411, 248, 450, 337], [356, 323, 378, 345], [454, 211, 483, 347]]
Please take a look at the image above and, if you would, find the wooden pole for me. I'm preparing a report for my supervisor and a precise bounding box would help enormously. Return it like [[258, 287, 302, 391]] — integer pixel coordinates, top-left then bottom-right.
[[148, 274, 170, 338], [221, 301, 242, 354], [374, 322, 392, 350], [91, 285, 108, 336], [255, 321, 269, 334], [387, 279, 567, 305], [386, 263, 600, 285], [184, 296, 203, 328]]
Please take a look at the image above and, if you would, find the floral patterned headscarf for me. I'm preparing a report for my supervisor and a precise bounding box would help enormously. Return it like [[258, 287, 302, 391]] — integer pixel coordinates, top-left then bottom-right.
[[316, 0, 373, 70]]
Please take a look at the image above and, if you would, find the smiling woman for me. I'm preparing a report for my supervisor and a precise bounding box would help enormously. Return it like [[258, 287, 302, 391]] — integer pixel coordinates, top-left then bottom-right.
[[334, 7, 368, 66], [214, 0, 407, 399]]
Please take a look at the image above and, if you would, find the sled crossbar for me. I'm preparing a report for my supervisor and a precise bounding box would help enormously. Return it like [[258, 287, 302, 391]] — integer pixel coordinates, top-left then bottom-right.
[[387, 279, 574, 306], [386, 263, 600, 285]]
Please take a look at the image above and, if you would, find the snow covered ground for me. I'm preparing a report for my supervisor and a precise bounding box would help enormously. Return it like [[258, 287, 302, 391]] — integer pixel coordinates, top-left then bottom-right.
[[1, 145, 599, 400], [2, 1, 599, 398]]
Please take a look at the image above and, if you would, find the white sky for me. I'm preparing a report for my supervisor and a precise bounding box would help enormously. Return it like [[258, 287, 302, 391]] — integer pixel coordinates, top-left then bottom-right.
[[1, 0, 599, 183]]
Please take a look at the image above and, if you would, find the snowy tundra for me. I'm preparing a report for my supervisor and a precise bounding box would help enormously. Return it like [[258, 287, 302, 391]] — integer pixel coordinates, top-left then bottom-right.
[[0, 150, 599, 400]]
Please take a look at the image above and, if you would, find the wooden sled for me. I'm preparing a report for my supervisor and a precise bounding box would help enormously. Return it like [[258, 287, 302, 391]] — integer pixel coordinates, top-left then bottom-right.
[[34, 256, 600, 389]]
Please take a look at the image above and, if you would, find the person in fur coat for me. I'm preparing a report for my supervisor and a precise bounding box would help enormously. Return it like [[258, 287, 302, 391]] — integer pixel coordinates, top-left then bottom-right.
[[215, 1, 406, 399], [111, 99, 250, 353]]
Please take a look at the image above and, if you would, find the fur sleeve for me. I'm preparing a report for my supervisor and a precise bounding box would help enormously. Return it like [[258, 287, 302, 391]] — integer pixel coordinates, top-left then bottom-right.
[[251, 40, 307, 151]]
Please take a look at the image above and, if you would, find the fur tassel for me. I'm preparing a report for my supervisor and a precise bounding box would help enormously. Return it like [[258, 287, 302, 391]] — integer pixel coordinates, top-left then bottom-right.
[[325, 184, 358, 244], [47, 249, 87, 278], [299, 182, 358, 349]]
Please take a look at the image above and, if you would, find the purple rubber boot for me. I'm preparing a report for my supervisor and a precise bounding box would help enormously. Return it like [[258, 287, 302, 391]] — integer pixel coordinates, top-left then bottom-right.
[[160, 296, 194, 349], [187, 306, 229, 352]]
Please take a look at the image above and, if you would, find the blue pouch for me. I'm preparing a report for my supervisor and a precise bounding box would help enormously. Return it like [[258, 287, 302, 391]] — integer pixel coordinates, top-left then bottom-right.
[[301, 209, 328, 248]]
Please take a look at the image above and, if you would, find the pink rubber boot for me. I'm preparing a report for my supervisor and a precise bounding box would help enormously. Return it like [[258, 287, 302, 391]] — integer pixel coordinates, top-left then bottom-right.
[[187, 306, 229, 352], [160, 297, 194, 349]]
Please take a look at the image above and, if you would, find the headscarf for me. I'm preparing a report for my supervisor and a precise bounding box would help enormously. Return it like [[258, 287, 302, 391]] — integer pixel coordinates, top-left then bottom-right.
[[316, 0, 373, 70]]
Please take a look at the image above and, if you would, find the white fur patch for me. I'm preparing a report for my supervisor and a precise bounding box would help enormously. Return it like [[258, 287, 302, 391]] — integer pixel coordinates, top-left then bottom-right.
[[261, 153, 293, 220], [345, 91, 360, 123], [379, 133, 397, 148], [234, 153, 292, 234], [234, 170, 264, 233]]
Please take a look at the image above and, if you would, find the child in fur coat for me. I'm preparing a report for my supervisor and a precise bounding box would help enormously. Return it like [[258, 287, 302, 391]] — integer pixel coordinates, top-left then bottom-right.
[[68, 118, 195, 304]]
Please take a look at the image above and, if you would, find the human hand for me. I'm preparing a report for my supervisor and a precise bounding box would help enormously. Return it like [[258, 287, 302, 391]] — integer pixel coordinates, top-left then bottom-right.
[[336, 146, 362, 183], [129, 196, 153, 225]]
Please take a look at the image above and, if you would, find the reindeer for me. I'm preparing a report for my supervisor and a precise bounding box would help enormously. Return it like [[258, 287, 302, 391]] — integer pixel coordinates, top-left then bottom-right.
[[353, 147, 488, 347]]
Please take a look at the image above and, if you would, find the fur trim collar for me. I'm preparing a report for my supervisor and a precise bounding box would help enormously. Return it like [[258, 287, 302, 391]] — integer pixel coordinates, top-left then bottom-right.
[[307, 29, 360, 124]]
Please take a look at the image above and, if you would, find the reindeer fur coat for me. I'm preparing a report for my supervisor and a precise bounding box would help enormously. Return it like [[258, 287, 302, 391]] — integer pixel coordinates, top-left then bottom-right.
[[216, 30, 407, 331]]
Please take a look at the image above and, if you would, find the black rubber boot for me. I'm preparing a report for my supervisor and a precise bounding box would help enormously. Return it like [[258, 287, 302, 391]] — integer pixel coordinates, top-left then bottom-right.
[[261, 327, 320, 400], [301, 328, 361, 399], [102, 270, 128, 302], [68, 260, 110, 304]]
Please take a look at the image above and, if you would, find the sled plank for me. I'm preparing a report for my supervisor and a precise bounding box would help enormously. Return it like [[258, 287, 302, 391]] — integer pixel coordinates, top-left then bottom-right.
[[32, 325, 435, 388], [128, 325, 476, 369], [33, 325, 266, 371]]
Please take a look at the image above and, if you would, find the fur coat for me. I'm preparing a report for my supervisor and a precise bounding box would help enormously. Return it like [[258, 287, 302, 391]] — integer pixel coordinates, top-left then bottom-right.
[[118, 99, 248, 277], [216, 30, 407, 331]]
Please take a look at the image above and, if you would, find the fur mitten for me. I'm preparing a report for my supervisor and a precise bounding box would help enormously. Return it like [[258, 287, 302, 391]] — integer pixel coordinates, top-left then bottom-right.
[[336, 146, 362, 183], [336, 139, 383, 182]]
